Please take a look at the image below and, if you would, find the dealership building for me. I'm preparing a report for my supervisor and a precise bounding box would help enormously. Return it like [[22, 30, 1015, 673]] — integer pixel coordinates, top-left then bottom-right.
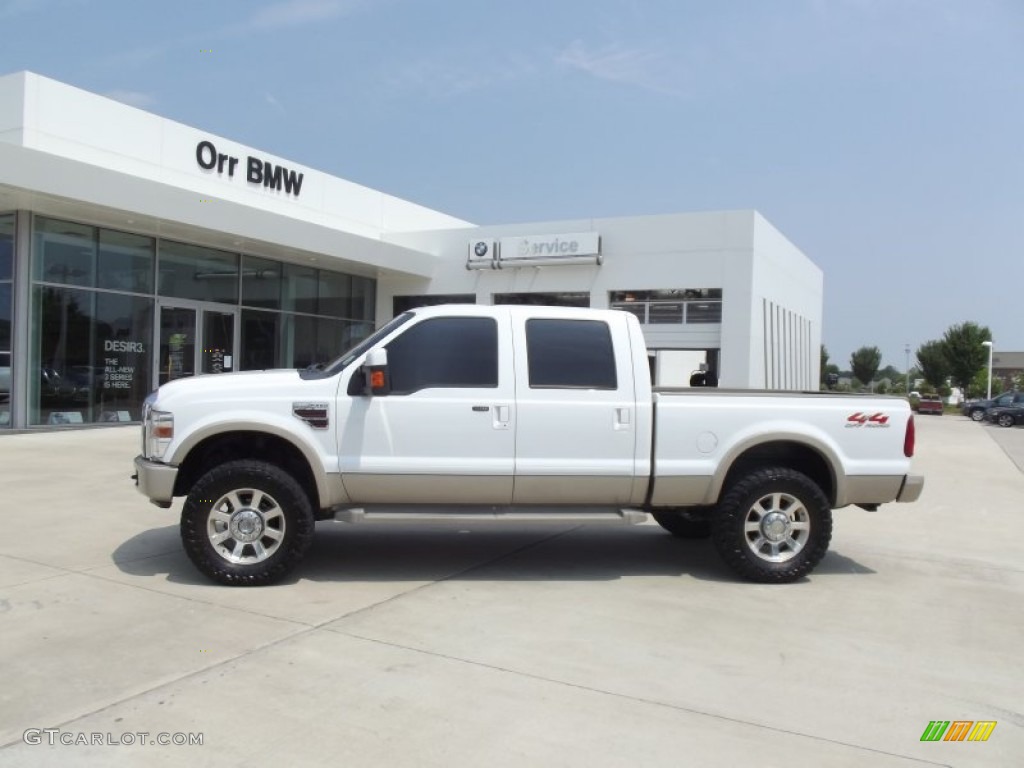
[[0, 71, 822, 430]]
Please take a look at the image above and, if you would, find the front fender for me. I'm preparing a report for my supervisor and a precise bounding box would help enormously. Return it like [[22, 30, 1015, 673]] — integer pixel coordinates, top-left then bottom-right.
[[167, 413, 342, 508]]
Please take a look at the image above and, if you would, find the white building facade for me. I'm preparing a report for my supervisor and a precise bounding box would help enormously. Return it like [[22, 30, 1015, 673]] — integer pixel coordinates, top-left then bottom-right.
[[0, 71, 822, 430]]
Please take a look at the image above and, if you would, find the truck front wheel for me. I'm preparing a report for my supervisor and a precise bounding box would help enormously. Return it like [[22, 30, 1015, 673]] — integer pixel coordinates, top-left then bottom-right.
[[181, 460, 315, 586], [711, 467, 832, 583]]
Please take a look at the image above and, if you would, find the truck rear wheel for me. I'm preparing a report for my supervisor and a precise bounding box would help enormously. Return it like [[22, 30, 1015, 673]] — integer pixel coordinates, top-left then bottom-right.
[[651, 508, 713, 539], [711, 467, 832, 583], [181, 460, 315, 586]]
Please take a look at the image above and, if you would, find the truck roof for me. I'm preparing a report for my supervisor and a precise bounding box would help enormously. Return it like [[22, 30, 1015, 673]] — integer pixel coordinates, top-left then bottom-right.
[[409, 303, 635, 323]]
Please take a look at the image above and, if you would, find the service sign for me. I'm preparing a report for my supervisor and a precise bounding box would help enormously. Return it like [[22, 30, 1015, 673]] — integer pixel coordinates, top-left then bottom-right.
[[499, 232, 600, 262]]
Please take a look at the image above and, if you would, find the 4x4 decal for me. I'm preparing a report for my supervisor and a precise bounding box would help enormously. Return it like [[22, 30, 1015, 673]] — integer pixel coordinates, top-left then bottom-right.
[[846, 412, 890, 428]]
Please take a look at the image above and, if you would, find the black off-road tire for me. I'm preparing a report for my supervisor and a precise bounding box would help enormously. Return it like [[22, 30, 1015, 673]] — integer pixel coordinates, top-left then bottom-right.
[[711, 467, 832, 583], [181, 460, 315, 586], [651, 508, 713, 539]]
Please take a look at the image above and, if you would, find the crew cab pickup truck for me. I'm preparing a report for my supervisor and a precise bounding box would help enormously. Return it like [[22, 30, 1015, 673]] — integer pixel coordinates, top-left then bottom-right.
[[134, 305, 923, 586]]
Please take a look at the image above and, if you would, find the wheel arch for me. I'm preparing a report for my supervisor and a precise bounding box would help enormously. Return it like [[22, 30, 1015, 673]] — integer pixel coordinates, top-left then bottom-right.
[[713, 438, 840, 507], [172, 428, 326, 511]]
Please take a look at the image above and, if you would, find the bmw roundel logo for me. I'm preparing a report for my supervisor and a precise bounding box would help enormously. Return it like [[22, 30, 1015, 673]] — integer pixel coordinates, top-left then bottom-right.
[[473, 241, 489, 258]]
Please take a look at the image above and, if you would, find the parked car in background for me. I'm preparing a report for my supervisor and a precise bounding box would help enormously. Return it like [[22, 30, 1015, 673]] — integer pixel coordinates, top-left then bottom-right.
[[962, 391, 1024, 422], [66, 365, 105, 403], [985, 404, 1024, 428], [917, 394, 944, 415]]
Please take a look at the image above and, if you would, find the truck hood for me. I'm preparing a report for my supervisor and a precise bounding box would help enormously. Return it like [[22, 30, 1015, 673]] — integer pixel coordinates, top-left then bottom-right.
[[153, 369, 316, 408]]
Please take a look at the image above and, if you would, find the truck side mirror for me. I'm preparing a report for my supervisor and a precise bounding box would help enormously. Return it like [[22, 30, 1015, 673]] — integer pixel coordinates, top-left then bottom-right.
[[363, 348, 389, 396]]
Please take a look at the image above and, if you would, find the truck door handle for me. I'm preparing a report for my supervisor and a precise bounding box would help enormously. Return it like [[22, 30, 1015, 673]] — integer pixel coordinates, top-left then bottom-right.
[[472, 405, 490, 412], [615, 407, 631, 430], [494, 405, 510, 430]]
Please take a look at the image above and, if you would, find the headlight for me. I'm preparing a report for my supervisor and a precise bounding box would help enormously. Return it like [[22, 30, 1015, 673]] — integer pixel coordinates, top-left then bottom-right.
[[143, 397, 174, 460]]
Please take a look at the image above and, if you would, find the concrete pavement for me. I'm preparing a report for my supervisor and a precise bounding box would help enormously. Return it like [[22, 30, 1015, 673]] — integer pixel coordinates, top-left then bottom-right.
[[0, 417, 1021, 766]]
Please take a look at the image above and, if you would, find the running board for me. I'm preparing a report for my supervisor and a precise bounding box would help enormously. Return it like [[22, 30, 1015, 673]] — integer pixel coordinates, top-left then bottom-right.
[[333, 507, 649, 526]]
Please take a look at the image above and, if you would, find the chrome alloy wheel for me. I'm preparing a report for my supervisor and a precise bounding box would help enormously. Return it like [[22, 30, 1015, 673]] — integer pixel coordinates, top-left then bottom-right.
[[206, 489, 286, 564], [743, 492, 810, 563]]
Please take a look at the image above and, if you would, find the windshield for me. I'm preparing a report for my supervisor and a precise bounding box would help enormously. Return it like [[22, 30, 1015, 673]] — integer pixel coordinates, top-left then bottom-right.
[[319, 312, 414, 375]]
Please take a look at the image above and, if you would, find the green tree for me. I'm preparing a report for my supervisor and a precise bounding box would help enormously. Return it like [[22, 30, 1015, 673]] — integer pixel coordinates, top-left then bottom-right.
[[916, 340, 950, 390], [967, 367, 990, 399], [875, 365, 900, 382], [941, 322, 992, 394], [819, 346, 835, 387], [850, 346, 882, 389]]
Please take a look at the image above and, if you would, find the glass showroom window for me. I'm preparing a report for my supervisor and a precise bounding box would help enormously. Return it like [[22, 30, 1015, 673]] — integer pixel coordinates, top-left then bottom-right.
[[240, 260, 376, 370], [159, 241, 239, 304], [281, 262, 317, 314], [34, 218, 97, 287], [98, 229, 154, 293], [30, 217, 155, 426], [609, 289, 722, 324], [241, 255, 282, 309], [350, 275, 376, 322], [30, 287, 153, 425], [240, 309, 281, 371], [285, 315, 356, 369], [0, 214, 12, 427]]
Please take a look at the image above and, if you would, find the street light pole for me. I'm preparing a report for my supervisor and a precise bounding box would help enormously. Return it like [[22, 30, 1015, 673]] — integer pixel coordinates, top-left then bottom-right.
[[982, 340, 993, 400]]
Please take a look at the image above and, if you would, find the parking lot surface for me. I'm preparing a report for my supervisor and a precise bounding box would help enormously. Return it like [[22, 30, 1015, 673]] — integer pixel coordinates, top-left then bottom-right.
[[0, 416, 1021, 767]]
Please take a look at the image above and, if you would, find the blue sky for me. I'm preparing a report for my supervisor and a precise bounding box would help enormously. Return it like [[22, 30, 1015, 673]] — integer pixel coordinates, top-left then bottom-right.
[[2, 0, 1022, 372]]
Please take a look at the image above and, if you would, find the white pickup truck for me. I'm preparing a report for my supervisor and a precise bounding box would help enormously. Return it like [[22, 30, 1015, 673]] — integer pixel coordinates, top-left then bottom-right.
[[134, 304, 923, 586]]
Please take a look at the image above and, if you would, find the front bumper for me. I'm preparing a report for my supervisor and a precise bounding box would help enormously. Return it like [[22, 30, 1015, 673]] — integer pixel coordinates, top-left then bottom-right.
[[133, 454, 178, 507], [896, 474, 924, 503]]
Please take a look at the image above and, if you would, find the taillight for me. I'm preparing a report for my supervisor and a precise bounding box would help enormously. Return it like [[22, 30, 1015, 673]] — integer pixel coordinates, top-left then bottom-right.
[[904, 415, 915, 458]]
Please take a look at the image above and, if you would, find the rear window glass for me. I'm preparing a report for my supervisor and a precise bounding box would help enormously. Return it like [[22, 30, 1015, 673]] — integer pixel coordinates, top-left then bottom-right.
[[526, 319, 617, 389]]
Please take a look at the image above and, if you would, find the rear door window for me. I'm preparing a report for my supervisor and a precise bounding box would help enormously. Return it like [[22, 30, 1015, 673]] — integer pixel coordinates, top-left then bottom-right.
[[525, 319, 617, 389]]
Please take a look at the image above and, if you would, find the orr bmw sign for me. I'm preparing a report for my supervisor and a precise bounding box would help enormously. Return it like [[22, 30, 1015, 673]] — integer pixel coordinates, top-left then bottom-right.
[[467, 232, 601, 270], [195, 139, 304, 197]]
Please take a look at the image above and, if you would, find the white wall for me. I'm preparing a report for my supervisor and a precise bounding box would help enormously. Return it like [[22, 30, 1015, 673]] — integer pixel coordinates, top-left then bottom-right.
[[384, 211, 755, 383], [384, 210, 821, 390], [5, 72, 472, 237], [750, 213, 823, 390], [0, 71, 480, 278], [0, 72, 25, 141]]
